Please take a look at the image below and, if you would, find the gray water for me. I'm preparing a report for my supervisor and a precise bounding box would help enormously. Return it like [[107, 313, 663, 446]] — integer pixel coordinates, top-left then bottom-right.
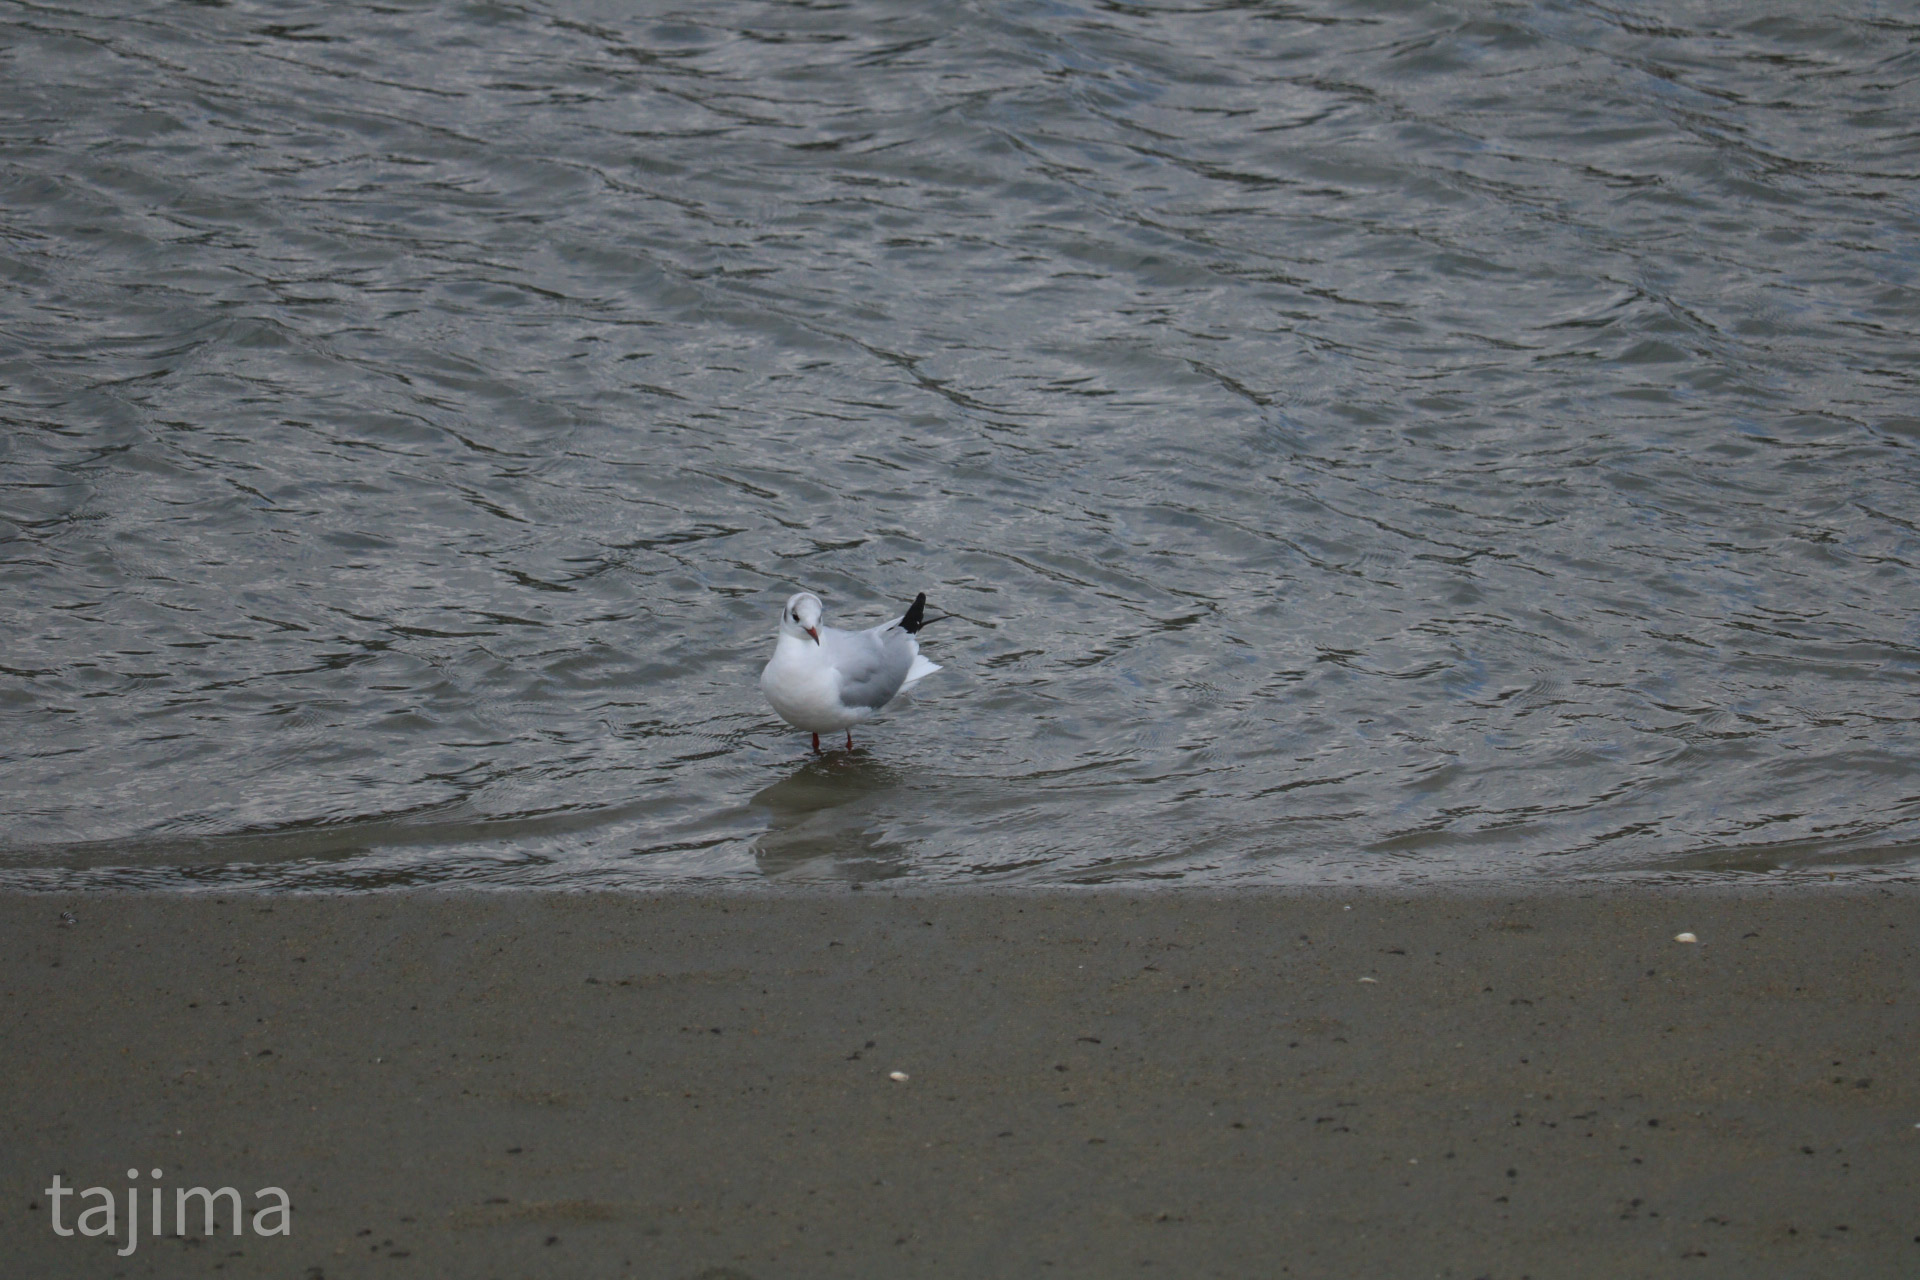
[[4, 0, 1919, 890]]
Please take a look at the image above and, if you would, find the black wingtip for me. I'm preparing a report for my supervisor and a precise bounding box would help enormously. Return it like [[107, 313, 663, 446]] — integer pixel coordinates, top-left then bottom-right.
[[898, 592, 927, 634]]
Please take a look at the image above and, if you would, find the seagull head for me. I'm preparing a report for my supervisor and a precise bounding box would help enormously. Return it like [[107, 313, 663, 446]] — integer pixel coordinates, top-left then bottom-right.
[[781, 591, 824, 644]]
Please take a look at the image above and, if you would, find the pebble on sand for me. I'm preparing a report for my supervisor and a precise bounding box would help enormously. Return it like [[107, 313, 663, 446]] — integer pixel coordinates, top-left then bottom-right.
[[889, 1071, 909, 1082], [1674, 932, 1698, 944]]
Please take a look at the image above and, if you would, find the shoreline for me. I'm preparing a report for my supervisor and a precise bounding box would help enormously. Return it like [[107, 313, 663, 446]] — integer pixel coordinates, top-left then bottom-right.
[[5, 885, 1917, 1277]]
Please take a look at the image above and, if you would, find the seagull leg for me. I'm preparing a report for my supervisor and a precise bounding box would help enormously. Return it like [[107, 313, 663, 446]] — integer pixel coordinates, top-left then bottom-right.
[[846, 729, 855, 751], [811, 732, 820, 753]]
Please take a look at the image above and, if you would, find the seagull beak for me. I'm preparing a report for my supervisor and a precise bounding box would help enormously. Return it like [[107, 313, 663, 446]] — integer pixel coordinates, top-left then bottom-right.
[[806, 626, 820, 644]]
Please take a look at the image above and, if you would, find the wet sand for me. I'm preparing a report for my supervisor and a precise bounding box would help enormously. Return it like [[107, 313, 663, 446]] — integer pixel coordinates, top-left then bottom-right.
[[4, 886, 1917, 1278]]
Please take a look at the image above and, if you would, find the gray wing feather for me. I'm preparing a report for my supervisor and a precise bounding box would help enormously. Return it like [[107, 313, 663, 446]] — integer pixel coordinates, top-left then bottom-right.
[[823, 627, 914, 710]]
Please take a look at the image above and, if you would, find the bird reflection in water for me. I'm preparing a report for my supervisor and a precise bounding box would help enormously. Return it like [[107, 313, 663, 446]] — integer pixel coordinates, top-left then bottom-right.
[[748, 754, 913, 882]]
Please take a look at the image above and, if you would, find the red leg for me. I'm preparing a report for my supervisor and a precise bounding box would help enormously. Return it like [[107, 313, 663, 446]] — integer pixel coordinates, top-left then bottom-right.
[[846, 729, 854, 751], [811, 732, 820, 753]]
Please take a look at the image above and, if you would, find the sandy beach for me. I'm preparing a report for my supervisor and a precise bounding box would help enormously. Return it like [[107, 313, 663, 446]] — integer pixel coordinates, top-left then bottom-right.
[[4, 886, 1917, 1278]]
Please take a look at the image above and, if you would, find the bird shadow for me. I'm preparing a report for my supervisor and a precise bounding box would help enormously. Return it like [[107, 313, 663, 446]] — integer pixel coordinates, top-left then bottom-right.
[[748, 752, 915, 881]]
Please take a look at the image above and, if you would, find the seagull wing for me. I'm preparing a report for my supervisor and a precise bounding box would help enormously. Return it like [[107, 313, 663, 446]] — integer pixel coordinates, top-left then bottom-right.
[[821, 625, 916, 710]]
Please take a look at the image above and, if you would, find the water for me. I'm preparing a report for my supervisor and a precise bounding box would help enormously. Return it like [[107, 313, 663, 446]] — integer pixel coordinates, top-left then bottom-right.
[[4, 0, 1918, 890]]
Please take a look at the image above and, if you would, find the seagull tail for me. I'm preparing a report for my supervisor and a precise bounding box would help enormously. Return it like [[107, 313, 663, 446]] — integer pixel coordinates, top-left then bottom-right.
[[898, 592, 928, 634], [903, 654, 941, 687]]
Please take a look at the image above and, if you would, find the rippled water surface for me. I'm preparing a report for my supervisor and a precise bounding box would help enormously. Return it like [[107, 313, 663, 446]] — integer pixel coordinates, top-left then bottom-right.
[[5, 0, 1919, 889]]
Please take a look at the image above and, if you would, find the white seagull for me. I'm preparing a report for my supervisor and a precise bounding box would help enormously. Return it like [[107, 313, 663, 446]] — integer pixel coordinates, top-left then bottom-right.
[[760, 590, 940, 752]]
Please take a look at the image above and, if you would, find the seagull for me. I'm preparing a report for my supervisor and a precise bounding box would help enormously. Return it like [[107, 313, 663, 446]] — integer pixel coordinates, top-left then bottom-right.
[[761, 590, 941, 752]]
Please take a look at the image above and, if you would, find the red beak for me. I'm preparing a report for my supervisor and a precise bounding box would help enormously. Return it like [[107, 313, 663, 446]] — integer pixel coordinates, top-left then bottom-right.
[[806, 626, 820, 643]]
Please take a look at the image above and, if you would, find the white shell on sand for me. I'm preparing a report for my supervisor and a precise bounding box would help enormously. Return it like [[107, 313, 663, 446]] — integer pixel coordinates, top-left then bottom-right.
[[1674, 932, 1698, 943]]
